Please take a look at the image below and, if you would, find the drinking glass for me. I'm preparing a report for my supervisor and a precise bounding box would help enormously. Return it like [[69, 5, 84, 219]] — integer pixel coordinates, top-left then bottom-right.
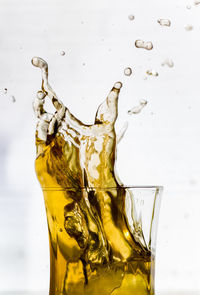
[[41, 186, 163, 295]]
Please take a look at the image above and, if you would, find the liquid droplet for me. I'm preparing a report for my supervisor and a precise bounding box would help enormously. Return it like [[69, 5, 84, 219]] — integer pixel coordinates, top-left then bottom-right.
[[10, 95, 16, 103], [135, 40, 153, 50], [161, 58, 174, 68], [194, 0, 200, 5], [124, 67, 132, 76], [128, 15, 135, 21], [146, 69, 159, 77], [128, 100, 147, 115], [60, 51, 65, 56], [4, 88, 7, 94], [157, 19, 171, 27], [184, 24, 193, 31]]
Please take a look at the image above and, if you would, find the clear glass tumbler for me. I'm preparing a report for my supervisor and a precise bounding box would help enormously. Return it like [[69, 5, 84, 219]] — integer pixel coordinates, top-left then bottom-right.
[[41, 186, 163, 295]]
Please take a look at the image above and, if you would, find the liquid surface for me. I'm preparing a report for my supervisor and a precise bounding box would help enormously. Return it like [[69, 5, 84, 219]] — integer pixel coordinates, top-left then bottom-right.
[[33, 57, 154, 295]]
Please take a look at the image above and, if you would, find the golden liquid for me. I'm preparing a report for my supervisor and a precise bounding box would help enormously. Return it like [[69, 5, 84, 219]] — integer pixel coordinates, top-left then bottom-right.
[[33, 57, 155, 295]]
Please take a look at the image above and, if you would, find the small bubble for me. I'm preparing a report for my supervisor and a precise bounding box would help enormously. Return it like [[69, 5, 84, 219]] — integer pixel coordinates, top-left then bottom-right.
[[124, 67, 132, 76], [128, 100, 147, 115], [135, 39, 153, 50], [60, 51, 65, 56], [128, 15, 135, 21], [10, 95, 16, 103], [184, 24, 193, 31], [146, 69, 159, 77], [4, 88, 7, 94], [157, 19, 171, 27], [161, 58, 174, 68], [82, 62, 86, 66], [186, 4, 192, 9]]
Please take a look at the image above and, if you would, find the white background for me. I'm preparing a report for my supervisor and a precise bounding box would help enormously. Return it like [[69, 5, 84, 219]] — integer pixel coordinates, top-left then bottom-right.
[[0, 0, 200, 293]]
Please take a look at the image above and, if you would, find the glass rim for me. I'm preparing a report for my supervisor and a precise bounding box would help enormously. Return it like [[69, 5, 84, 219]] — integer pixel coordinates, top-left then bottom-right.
[[41, 185, 163, 191]]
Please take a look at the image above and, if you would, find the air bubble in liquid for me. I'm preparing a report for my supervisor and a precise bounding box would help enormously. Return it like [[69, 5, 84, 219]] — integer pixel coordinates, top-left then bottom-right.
[[146, 69, 159, 77], [124, 67, 132, 76], [135, 40, 153, 50], [186, 4, 192, 9], [128, 100, 147, 115], [60, 51, 65, 56], [157, 19, 171, 27], [128, 15, 135, 21]]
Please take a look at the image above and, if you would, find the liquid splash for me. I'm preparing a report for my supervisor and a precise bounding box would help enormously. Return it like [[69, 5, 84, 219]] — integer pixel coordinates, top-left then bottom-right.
[[32, 57, 152, 295], [157, 19, 171, 27], [128, 100, 148, 115], [135, 40, 153, 50]]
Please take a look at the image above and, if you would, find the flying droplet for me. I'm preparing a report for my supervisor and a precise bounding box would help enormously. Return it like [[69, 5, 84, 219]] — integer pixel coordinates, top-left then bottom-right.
[[146, 69, 159, 77], [128, 100, 147, 115], [4, 88, 7, 94], [124, 67, 132, 76], [157, 19, 171, 27], [194, 0, 200, 5], [135, 40, 153, 50], [161, 58, 174, 68], [10, 95, 16, 103], [60, 51, 65, 56], [128, 15, 135, 21], [184, 24, 193, 31]]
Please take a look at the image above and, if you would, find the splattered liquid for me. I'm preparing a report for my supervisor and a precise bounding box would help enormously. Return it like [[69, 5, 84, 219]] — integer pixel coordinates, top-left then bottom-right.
[[32, 57, 155, 295]]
